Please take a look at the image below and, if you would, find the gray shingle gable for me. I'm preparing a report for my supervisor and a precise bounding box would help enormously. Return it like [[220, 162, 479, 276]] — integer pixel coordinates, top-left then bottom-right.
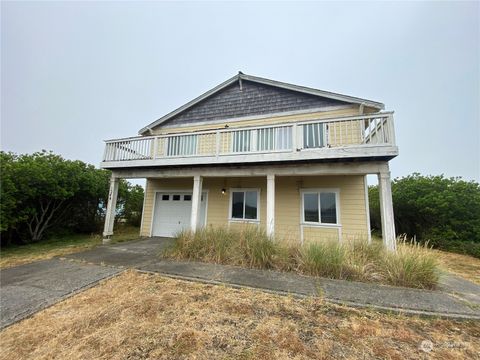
[[160, 80, 350, 127]]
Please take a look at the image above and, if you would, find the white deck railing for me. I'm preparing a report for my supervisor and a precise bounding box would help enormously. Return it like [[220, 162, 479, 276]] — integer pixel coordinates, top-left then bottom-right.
[[102, 112, 395, 162]]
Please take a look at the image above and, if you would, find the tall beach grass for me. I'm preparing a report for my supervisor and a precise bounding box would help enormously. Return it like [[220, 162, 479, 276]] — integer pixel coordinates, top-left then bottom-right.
[[165, 226, 439, 289]]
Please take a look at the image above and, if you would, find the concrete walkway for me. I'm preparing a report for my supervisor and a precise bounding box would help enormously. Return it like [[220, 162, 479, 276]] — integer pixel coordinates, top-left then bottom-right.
[[1, 237, 479, 329], [0, 259, 120, 329], [66, 237, 480, 319]]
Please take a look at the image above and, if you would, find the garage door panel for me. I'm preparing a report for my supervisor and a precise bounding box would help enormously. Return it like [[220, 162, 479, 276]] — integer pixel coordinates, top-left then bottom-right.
[[152, 192, 207, 237]]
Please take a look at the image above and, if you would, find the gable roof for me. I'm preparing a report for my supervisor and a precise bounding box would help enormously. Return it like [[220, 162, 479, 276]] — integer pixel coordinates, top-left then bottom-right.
[[139, 72, 385, 135]]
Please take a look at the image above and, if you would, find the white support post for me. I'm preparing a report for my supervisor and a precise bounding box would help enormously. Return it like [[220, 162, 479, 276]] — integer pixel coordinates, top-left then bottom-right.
[[364, 175, 372, 243], [103, 176, 120, 244], [266, 174, 275, 238], [190, 175, 203, 232], [378, 171, 396, 251]]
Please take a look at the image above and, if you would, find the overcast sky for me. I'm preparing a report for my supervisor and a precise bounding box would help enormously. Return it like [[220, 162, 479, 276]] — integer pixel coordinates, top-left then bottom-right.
[[2, 1, 479, 183]]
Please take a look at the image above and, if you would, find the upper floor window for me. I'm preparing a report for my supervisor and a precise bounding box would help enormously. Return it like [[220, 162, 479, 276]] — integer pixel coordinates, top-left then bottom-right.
[[167, 134, 198, 156], [257, 127, 292, 151], [232, 130, 253, 153], [232, 127, 293, 153], [230, 189, 259, 221], [302, 190, 339, 225], [303, 123, 325, 149]]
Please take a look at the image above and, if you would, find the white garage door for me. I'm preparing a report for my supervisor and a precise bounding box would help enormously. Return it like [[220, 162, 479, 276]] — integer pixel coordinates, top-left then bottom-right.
[[151, 192, 207, 237]]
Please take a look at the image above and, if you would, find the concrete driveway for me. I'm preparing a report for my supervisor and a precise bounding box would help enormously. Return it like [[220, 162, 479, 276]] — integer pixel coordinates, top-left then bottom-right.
[[0, 259, 120, 329], [0, 237, 172, 329], [2, 236, 479, 329]]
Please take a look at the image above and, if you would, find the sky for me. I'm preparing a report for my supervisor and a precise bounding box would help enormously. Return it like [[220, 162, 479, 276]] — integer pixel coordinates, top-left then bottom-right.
[[1, 1, 479, 183]]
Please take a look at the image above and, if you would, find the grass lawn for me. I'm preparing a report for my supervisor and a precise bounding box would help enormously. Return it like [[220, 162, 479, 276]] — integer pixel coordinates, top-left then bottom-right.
[[0, 226, 140, 269], [1, 270, 478, 360]]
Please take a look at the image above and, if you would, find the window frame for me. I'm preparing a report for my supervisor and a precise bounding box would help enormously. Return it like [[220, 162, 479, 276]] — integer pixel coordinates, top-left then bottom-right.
[[166, 134, 199, 157], [228, 188, 261, 222], [300, 188, 341, 227], [231, 130, 254, 153], [302, 123, 327, 149]]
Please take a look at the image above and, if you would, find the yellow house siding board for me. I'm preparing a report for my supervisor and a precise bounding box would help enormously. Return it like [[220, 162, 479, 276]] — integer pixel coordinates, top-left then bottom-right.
[[151, 107, 360, 135], [198, 133, 216, 155], [303, 227, 340, 243], [140, 174, 368, 242], [140, 179, 154, 237]]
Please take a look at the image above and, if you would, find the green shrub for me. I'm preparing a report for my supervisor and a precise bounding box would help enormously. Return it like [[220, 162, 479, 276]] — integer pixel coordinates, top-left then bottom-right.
[[369, 174, 480, 258]]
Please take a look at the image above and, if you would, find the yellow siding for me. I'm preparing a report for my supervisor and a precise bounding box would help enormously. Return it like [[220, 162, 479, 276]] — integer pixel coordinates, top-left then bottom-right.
[[146, 107, 365, 155], [141, 175, 368, 243], [151, 107, 360, 135], [198, 133, 216, 155], [303, 227, 339, 243]]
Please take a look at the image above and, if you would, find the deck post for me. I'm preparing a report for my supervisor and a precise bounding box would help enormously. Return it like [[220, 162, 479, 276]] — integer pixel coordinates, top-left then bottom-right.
[[378, 170, 396, 251], [191, 175, 203, 232], [103, 176, 119, 244], [266, 174, 275, 238]]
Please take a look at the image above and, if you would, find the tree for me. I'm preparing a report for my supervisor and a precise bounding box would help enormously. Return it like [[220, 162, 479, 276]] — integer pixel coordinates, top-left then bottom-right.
[[0, 151, 112, 244], [122, 184, 144, 227], [369, 174, 480, 257]]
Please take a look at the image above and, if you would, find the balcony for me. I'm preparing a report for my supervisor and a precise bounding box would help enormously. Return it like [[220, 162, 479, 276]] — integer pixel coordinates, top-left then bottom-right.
[[101, 112, 398, 169]]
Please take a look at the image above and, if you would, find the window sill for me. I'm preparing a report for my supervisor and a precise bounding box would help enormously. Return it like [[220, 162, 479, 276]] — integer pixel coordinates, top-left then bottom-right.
[[228, 219, 260, 224], [301, 222, 341, 228]]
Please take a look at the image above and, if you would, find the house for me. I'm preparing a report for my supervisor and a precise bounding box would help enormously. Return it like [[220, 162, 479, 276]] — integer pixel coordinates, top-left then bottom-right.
[[101, 72, 398, 250]]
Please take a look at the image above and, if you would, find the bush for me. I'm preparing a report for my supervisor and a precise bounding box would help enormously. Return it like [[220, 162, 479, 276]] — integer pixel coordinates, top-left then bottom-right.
[[169, 226, 280, 269], [380, 238, 439, 289], [369, 174, 480, 258], [0, 151, 144, 246], [167, 227, 439, 289]]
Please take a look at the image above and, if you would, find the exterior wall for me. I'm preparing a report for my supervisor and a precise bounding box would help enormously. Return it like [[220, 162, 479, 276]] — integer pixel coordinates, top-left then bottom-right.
[[146, 107, 367, 158], [140, 174, 369, 243], [152, 106, 360, 135]]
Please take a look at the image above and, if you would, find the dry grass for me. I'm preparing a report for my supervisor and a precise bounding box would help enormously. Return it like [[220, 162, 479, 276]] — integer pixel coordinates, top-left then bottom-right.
[[434, 250, 480, 285], [169, 227, 440, 289], [1, 270, 478, 360], [0, 226, 139, 269]]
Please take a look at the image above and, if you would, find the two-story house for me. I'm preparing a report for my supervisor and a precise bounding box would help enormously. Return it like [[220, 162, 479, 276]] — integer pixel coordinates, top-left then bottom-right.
[[101, 72, 398, 250]]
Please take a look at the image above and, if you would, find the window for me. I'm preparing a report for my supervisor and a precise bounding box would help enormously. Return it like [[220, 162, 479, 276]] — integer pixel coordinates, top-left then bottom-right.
[[302, 191, 338, 225], [172, 195, 181, 201], [167, 135, 198, 156], [183, 195, 192, 201], [257, 127, 292, 151], [303, 123, 325, 149], [232, 130, 253, 152], [230, 190, 259, 220], [161, 195, 170, 201]]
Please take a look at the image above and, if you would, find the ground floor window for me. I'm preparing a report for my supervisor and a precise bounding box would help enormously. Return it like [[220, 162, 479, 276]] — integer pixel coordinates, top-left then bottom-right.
[[302, 190, 339, 225], [230, 189, 259, 221]]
